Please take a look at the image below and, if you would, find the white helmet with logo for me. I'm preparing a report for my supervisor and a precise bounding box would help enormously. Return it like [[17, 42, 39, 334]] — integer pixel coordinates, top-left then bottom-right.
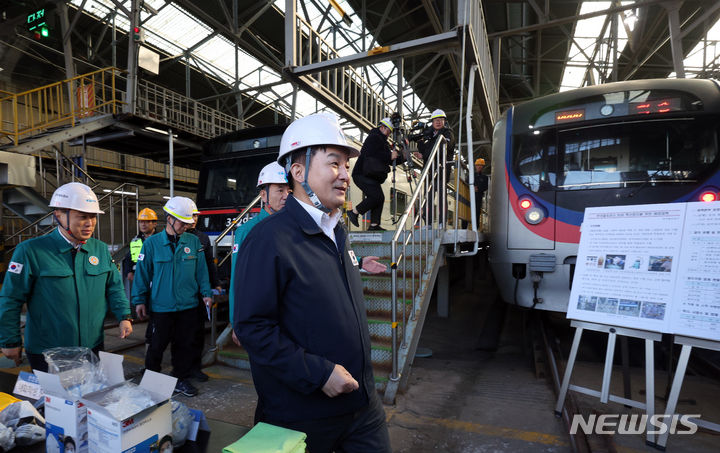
[[277, 112, 359, 166], [163, 196, 196, 223], [49, 182, 104, 214], [430, 109, 446, 119], [379, 117, 393, 131], [257, 162, 288, 187]]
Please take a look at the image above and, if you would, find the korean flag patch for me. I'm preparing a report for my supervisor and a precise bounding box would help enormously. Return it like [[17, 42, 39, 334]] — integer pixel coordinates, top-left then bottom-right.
[[137, 254, 145, 261], [8, 262, 23, 274], [232, 243, 239, 254]]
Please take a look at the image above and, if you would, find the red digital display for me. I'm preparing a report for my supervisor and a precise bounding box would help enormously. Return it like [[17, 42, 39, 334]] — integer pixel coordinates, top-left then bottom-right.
[[630, 98, 681, 115], [555, 109, 585, 123]]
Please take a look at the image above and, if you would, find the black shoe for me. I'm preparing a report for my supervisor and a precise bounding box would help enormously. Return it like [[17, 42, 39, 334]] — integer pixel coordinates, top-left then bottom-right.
[[174, 379, 198, 397], [190, 369, 209, 382], [347, 210, 359, 227], [368, 225, 386, 231]]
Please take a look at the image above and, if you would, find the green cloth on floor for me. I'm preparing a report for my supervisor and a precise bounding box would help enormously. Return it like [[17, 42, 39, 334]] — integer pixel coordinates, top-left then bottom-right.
[[222, 422, 307, 453]]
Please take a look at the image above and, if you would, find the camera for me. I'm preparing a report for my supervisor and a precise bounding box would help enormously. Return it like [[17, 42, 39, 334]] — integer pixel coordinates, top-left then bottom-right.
[[407, 121, 432, 143]]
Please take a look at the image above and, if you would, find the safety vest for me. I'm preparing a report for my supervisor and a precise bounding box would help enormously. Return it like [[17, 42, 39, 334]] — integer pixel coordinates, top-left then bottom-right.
[[129, 237, 143, 263]]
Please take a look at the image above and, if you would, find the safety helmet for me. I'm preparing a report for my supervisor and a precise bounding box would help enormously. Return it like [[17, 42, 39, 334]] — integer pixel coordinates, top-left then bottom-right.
[[163, 196, 196, 223], [137, 208, 158, 221], [49, 182, 104, 214], [475, 158, 486, 166], [277, 112, 360, 165], [430, 109, 446, 119], [379, 118, 393, 131], [257, 162, 288, 187], [190, 199, 200, 215]]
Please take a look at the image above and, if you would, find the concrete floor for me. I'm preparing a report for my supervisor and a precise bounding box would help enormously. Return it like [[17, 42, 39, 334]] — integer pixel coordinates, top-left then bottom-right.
[[3, 257, 720, 452]]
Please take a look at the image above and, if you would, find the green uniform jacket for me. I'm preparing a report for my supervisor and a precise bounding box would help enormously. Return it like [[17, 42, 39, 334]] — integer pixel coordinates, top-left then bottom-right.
[[0, 229, 131, 354], [131, 232, 212, 312], [229, 209, 270, 323]]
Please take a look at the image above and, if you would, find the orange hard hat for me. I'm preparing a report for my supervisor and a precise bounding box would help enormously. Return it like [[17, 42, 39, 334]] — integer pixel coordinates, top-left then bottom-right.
[[475, 158, 486, 166], [138, 208, 158, 221]]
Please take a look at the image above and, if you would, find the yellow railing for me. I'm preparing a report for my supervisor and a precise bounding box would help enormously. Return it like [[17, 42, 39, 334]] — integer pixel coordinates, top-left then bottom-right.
[[0, 67, 125, 145]]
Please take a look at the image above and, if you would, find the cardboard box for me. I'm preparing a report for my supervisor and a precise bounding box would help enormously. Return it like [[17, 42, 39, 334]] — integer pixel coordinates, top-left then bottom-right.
[[81, 370, 177, 453], [35, 351, 125, 453]]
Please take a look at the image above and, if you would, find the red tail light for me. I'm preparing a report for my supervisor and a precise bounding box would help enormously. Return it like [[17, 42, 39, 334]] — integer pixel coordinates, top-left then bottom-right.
[[519, 198, 532, 209], [700, 192, 717, 202]]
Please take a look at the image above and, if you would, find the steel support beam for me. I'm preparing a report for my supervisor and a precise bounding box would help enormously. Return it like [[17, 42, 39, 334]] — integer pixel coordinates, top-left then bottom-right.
[[290, 32, 459, 76], [666, 1, 686, 78], [285, 0, 297, 67]]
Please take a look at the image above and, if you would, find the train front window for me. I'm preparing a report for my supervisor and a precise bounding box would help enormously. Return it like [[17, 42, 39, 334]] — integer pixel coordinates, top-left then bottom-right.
[[515, 118, 718, 191], [197, 154, 273, 208]]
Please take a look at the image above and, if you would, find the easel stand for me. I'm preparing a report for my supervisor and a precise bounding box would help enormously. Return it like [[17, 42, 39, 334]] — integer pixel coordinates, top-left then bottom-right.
[[554, 320, 662, 445], [655, 335, 720, 450]]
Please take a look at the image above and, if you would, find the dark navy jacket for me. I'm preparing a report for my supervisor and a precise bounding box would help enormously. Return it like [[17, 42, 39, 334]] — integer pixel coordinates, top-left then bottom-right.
[[233, 195, 374, 422]]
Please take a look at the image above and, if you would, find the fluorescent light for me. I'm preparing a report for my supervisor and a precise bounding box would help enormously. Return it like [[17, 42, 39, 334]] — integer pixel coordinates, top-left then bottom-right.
[[163, 196, 171, 199], [103, 189, 137, 196], [145, 126, 169, 135], [227, 178, 236, 183]]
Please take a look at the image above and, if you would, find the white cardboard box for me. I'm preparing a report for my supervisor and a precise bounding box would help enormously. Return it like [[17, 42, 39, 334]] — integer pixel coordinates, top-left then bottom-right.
[[81, 370, 177, 453], [35, 351, 126, 453]]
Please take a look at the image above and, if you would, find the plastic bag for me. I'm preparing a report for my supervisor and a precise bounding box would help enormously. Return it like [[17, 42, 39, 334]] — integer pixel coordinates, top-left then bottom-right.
[[171, 399, 193, 447], [42, 347, 107, 398], [0, 400, 44, 429], [0, 422, 14, 451], [99, 382, 156, 420]]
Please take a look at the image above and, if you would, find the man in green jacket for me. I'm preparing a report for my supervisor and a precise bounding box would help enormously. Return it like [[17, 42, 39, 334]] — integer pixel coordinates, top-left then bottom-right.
[[0, 182, 132, 372], [228, 161, 290, 345], [132, 196, 212, 397]]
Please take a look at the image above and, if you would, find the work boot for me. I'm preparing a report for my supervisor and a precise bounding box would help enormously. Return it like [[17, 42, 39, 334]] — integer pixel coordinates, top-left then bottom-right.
[[190, 369, 209, 382], [347, 210, 359, 227], [173, 379, 199, 397]]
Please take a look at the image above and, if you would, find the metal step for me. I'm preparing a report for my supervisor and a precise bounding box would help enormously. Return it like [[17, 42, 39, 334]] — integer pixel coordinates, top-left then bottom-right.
[[3, 187, 51, 225]]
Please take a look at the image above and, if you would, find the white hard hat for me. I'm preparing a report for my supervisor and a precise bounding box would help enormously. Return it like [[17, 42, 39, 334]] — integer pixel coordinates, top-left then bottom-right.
[[49, 182, 104, 214], [379, 118, 393, 131], [430, 109, 446, 119], [257, 162, 288, 187], [163, 196, 196, 223], [277, 113, 359, 165]]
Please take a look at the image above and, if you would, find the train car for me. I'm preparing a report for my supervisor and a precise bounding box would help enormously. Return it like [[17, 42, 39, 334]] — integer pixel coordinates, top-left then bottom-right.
[[489, 78, 720, 312]]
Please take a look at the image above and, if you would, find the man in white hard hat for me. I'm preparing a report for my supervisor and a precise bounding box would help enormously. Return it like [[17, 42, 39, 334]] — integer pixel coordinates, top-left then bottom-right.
[[0, 182, 133, 371], [233, 113, 391, 452], [348, 118, 400, 231], [132, 196, 212, 397], [228, 161, 290, 346], [413, 108, 455, 163]]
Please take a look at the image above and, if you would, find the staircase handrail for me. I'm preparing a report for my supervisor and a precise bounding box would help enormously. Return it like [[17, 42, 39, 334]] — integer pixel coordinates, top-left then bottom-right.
[[212, 193, 263, 267], [389, 135, 447, 381], [0, 67, 125, 145]]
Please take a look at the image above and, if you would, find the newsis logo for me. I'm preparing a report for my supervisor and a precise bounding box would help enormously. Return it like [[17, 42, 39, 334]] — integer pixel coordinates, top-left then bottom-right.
[[570, 414, 699, 435]]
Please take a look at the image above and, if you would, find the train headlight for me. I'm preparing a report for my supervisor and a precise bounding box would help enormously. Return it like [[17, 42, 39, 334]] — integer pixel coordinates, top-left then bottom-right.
[[525, 207, 545, 225]]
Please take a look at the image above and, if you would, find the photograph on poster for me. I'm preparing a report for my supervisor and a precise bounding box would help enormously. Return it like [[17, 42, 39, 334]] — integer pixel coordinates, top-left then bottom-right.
[[604, 254, 626, 270], [597, 297, 619, 314], [586, 256, 598, 267], [641, 301, 667, 320], [627, 256, 643, 270], [618, 299, 641, 317], [577, 295, 596, 311], [648, 256, 673, 272]]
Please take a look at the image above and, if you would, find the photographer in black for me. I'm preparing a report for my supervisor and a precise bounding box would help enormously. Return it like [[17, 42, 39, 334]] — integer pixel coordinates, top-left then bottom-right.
[[411, 109, 455, 225], [349, 118, 400, 231], [413, 109, 455, 165]]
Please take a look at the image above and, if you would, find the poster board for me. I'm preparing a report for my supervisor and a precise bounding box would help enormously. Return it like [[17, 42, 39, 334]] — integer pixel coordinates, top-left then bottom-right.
[[567, 201, 720, 342]]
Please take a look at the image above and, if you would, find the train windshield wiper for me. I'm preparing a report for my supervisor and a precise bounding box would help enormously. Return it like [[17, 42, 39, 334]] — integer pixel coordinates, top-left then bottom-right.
[[627, 160, 671, 198]]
